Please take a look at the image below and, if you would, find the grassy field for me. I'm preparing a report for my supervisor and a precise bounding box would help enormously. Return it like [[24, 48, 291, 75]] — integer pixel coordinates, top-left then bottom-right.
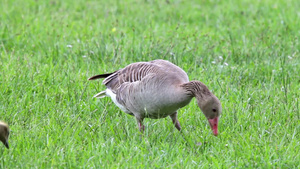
[[1, 0, 299, 168]]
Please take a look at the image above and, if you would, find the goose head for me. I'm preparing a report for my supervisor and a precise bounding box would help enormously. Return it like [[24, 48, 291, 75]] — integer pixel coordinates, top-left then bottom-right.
[[0, 122, 10, 149], [197, 95, 222, 136]]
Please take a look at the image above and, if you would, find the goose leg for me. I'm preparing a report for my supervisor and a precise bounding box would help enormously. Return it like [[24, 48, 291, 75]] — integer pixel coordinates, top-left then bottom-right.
[[136, 117, 145, 132], [170, 112, 181, 131]]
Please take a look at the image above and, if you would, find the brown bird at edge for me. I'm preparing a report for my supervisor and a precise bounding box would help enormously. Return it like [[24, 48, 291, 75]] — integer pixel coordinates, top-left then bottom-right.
[[88, 59, 222, 136], [0, 121, 10, 148]]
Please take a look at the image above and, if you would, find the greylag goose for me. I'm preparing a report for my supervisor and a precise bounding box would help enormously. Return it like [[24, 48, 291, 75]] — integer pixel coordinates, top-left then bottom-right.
[[89, 60, 222, 136], [0, 121, 10, 148]]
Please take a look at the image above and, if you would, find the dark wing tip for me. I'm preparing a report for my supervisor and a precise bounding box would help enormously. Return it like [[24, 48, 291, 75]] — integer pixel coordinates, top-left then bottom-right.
[[88, 75, 102, 80], [88, 72, 115, 81]]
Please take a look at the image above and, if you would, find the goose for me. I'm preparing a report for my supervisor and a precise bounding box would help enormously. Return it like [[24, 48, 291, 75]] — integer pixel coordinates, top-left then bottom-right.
[[0, 121, 10, 148], [89, 59, 222, 136]]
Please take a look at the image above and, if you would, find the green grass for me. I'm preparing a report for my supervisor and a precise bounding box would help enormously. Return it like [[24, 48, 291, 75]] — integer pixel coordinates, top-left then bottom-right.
[[1, 0, 299, 168]]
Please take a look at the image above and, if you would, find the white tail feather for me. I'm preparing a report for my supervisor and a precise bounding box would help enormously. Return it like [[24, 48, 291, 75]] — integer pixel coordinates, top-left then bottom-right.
[[93, 91, 107, 98]]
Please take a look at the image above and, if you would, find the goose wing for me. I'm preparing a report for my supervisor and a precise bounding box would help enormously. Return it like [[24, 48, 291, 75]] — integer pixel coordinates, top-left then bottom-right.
[[89, 60, 188, 93]]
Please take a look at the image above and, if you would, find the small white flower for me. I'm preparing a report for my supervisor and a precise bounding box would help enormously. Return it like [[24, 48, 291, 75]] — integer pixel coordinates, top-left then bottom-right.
[[67, 45, 72, 48], [83, 55, 87, 58], [219, 56, 223, 60], [225, 144, 228, 147], [224, 62, 229, 66], [212, 61, 216, 64], [288, 56, 292, 59], [170, 52, 175, 56]]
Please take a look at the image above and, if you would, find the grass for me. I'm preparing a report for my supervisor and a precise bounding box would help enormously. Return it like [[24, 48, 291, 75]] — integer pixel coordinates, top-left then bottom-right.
[[0, 0, 299, 168]]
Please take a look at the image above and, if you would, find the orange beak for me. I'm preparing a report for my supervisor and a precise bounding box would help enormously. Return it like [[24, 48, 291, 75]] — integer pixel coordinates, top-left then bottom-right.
[[208, 117, 219, 136]]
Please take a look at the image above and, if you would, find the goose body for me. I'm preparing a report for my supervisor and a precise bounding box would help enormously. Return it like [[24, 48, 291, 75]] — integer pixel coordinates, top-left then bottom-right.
[[0, 121, 10, 149], [89, 60, 221, 135]]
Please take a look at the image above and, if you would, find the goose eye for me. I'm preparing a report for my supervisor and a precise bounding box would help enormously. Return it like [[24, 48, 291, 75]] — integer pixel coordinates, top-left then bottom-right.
[[212, 109, 217, 112]]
